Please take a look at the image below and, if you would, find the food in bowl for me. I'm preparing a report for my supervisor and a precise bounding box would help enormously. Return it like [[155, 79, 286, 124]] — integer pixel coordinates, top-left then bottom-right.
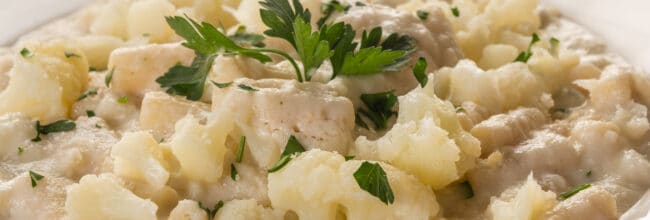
[[1, 0, 649, 219]]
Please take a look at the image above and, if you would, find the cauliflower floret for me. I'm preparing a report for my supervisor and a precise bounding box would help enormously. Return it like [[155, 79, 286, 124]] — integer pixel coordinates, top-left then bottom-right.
[[434, 60, 549, 114], [471, 107, 548, 155], [488, 173, 557, 220], [166, 112, 234, 183], [168, 200, 208, 220], [89, 0, 131, 39], [74, 35, 124, 70], [212, 78, 354, 169], [139, 91, 210, 139], [65, 174, 158, 220], [110, 131, 171, 190], [355, 76, 480, 189], [127, 0, 176, 43], [107, 43, 195, 101], [215, 199, 284, 220], [0, 41, 88, 123], [268, 149, 440, 220]]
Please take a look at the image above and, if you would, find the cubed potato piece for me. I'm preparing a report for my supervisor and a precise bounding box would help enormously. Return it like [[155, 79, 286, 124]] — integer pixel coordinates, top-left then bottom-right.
[[167, 113, 234, 183], [75, 35, 124, 70], [212, 78, 355, 168], [268, 149, 440, 220], [127, 0, 176, 43], [140, 91, 210, 139], [215, 200, 284, 220], [65, 174, 158, 220], [0, 172, 72, 219], [355, 76, 481, 189], [488, 174, 557, 220], [0, 41, 88, 123], [111, 131, 171, 190], [168, 200, 208, 220], [107, 43, 194, 100]]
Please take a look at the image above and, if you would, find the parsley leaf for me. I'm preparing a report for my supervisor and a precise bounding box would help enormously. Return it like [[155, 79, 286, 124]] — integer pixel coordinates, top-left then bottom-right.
[[353, 161, 394, 205], [229, 26, 266, 48], [18, 146, 24, 155], [157, 16, 273, 100], [357, 91, 398, 130], [199, 201, 224, 219], [317, 0, 349, 28], [451, 7, 460, 17], [293, 18, 333, 80], [86, 110, 96, 117], [460, 181, 474, 199], [211, 80, 233, 88], [117, 96, 129, 104], [260, 0, 312, 47], [105, 68, 114, 87], [559, 183, 591, 200], [31, 120, 76, 142], [236, 136, 246, 163], [230, 164, 238, 181], [238, 84, 258, 92], [20, 48, 33, 58], [29, 170, 44, 188], [514, 33, 540, 63], [268, 135, 305, 173], [77, 88, 98, 101], [413, 57, 428, 87], [340, 48, 406, 76], [320, 22, 357, 78], [64, 52, 80, 58], [344, 155, 355, 161], [416, 10, 429, 20]]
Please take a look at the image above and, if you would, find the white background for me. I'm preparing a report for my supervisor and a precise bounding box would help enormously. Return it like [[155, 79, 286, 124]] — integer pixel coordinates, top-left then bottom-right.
[[1, 0, 649, 71]]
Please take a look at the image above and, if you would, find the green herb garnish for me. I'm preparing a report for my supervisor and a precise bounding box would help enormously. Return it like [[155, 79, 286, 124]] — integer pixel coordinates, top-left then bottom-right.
[[344, 155, 355, 161], [586, 170, 592, 177], [416, 10, 429, 20], [199, 201, 224, 219], [413, 57, 428, 87], [20, 48, 33, 58], [317, 0, 349, 28], [31, 120, 76, 142], [460, 181, 474, 199], [237, 84, 258, 92], [18, 146, 24, 155], [77, 88, 98, 101], [230, 164, 238, 181], [236, 136, 246, 163], [268, 135, 305, 173], [356, 91, 398, 131], [211, 81, 233, 88], [64, 52, 80, 58], [353, 161, 394, 205], [86, 110, 96, 117], [117, 96, 129, 104], [559, 183, 591, 200], [229, 26, 266, 48], [514, 33, 540, 63], [29, 170, 44, 188], [451, 7, 460, 17], [105, 68, 114, 87]]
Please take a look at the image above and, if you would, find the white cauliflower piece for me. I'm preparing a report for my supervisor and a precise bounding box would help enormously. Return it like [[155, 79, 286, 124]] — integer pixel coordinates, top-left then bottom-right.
[[65, 174, 158, 220], [167, 112, 234, 183], [74, 35, 124, 70], [0, 41, 88, 123], [215, 200, 284, 220], [355, 76, 480, 189], [434, 60, 549, 114], [107, 43, 195, 101], [168, 200, 208, 220], [139, 91, 210, 139], [127, 0, 176, 43], [471, 107, 548, 155], [89, 0, 131, 39], [212, 78, 354, 169], [110, 131, 171, 190], [488, 173, 557, 220], [268, 149, 440, 220]]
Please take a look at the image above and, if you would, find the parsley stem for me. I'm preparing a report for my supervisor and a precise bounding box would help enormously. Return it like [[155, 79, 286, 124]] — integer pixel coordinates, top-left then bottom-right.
[[252, 48, 303, 82]]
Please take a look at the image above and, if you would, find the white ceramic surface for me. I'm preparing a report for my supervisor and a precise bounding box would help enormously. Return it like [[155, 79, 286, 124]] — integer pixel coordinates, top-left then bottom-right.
[[0, 0, 648, 72]]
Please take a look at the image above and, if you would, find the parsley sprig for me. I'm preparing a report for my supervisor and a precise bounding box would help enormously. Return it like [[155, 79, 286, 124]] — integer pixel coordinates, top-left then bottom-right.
[[356, 91, 398, 131], [514, 33, 540, 63], [354, 161, 394, 205], [267, 135, 306, 173], [31, 120, 76, 142]]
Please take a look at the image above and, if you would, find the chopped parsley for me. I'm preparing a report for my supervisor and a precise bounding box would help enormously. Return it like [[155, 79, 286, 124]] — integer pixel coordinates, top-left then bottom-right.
[[353, 161, 394, 205], [451, 7, 460, 17], [344, 155, 355, 161], [456, 106, 465, 113], [559, 183, 591, 200], [268, 135, 305, 173], [117, 96, 129, 104], [31, 120, 76, 142], [199, 201, 224, 219], [86, 110, 96, 117], [550, 37, 560, 48], [105, 68, 114, 87], [236, 136, 246, 163], [356, 91, 398, 131], [460, 181, 474, 199], [230, 164, 238, 181], [317, 0, 349, 28], [416, 10, 429, 20], [64, 52, 80, 58], [237, 84, 258, 92], [77, 88, 98, 101], [586, 170, 592, 177], [18, 146, 24, 155], [211, 81, 233, 88], [29, 170, 44, 188], [412, 57, 428, 87], [20, 48, 33, 58], [514, 33, 540, 63]]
